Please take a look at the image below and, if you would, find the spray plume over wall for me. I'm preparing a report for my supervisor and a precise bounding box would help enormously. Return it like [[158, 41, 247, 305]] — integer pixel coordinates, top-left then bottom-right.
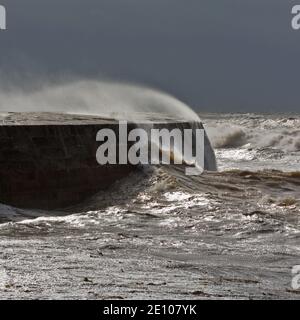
[[0, 80, 199, 121]]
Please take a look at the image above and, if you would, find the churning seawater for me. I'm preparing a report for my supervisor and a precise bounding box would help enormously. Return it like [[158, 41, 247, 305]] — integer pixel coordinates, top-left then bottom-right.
[[0, 112, 299, 299]]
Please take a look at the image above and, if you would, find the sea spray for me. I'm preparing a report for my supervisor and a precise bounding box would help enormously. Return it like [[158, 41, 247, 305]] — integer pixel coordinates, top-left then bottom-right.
[[0, 80, 199, 121], [0, 79, 217, 171]]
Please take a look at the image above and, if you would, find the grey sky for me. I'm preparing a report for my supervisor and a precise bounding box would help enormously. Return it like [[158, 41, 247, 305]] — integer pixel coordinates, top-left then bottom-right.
[[0, 0, 299, 113]]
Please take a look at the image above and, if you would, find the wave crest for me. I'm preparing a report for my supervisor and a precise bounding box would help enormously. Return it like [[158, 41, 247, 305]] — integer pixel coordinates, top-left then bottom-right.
[[206, 126, 247, 148]]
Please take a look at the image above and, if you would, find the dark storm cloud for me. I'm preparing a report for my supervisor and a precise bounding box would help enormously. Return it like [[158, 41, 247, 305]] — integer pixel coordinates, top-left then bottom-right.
[[0, 0, 299, 112]]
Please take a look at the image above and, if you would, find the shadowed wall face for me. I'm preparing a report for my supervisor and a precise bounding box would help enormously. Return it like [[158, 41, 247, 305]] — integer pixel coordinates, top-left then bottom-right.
[[0, 123, 136, 209], [0, 0, 299, 113]]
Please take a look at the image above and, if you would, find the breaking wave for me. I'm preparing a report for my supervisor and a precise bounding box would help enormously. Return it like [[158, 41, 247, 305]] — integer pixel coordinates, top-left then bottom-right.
[[205, 115, 300, 152], [206, 125, 247, 148]]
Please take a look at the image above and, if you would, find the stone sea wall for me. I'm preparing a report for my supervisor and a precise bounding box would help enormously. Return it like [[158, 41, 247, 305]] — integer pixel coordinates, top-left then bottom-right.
[[0, 123, 136, 210], [0, 113, 217, 210]]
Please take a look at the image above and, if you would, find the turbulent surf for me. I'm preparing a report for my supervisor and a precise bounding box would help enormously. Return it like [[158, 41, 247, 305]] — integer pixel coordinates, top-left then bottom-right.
[[0, 111, 299, 299]]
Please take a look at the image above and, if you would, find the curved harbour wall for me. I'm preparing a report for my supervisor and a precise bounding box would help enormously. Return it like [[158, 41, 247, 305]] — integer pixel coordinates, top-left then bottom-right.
[[0, 113, 216, 210]]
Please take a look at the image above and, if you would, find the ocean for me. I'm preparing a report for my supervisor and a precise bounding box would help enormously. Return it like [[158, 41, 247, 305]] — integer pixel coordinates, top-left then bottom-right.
[[0, 112, 299, 299]]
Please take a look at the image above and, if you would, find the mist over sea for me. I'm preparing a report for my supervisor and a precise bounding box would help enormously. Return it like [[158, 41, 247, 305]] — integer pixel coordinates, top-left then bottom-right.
[[0, 110, 299, 299]]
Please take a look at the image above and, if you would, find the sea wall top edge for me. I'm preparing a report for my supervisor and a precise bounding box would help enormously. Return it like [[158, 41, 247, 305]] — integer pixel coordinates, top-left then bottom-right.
[[0, 112, 195, 126]]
